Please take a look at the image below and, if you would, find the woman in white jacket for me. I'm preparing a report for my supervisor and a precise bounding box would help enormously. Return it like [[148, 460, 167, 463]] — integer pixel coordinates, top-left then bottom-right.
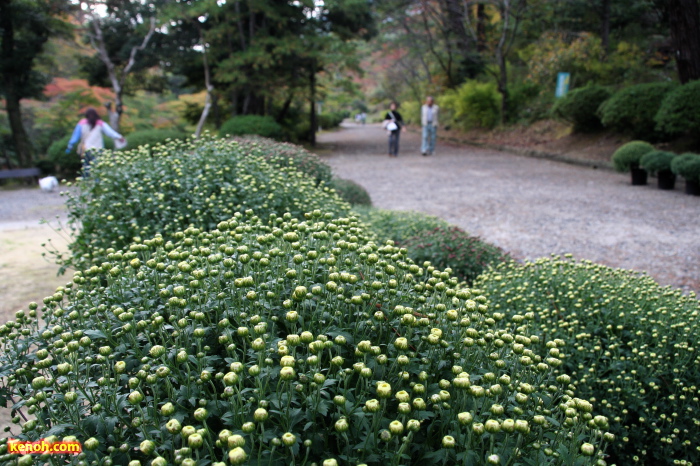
[[66, 108, 125, 176]]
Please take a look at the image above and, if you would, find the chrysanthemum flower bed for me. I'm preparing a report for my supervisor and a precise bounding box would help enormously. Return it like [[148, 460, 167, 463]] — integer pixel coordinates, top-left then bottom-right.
[[55, 136, 348, 272], [0, 213, 609, 465], [230, 136, 333, 186], [477, 257, 700, 465]]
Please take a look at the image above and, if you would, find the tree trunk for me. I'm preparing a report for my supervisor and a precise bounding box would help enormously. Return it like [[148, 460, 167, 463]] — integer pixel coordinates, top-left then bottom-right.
[[212, 92, 221, 129], [88, 10, 156, 130], [0, 1, 33, 166], [600, 0, 611, 55], [4, 92, 34, 167], [667, 0, 700, 83], [277, 92, 294, 123], [309, 60, 317, 146], [476, 3, 487, 53], [498, 52, 509, 125], [439, 0, 480, 82], [195, 23, 213, 138]]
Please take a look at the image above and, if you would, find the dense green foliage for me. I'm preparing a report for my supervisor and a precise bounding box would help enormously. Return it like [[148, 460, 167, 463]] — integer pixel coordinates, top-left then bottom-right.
[[477, 257, 700, 465], [328, 178, 372, 206], [598, 82, 677, 140], [611, 140, 655, 172], [57, 137, 350, 271], [352, 208, 507, 285], [125, 129, 189, 151], [0, 0, 71, 167], [655, 80, 700, 137], [351, 207, 451, 245], [219, 116, 285, 140], [439, 81, 502, 130], [0, 213, 611, 465], [318, 112, 347, 130], [639, 150, 677, 175], [398, 226, 512, 285], [46, 135, 115, 176], [551, 86, 612, 133], [670, 153, 700, 182], [233, 136, 333, 186]]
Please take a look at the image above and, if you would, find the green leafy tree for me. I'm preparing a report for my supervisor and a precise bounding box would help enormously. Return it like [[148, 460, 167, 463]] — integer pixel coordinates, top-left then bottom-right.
[[80, 0, 160, 130], [0, 0, 70, 167]]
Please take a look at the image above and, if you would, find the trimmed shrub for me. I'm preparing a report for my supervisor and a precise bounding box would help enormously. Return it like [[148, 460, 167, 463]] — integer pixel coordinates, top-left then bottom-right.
[[125, 128, 188, 150], [232, 136, 332, 186], [655, 80, 700, 136], [318, 112, 346, 130], [671, 152, 700, 182], [598, 82, 677, 139], [551, 85, 612, 132], [351, 207, 451, 244], [639, 150, 677, 175], [328, 177, 372, 206], [441, 81, 502, 130], [46, 135, 115, 177], [56, 137, 350, 271], [219, 115, 284, 140], [477, 257, 700, 465], [0, 213, 611, 465], [610, 140, 655, 172], [398, 226, 511, 285]]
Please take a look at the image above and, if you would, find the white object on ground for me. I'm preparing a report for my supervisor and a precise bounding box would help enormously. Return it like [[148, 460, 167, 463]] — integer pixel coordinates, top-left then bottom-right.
[[39, 176, 59, 192]]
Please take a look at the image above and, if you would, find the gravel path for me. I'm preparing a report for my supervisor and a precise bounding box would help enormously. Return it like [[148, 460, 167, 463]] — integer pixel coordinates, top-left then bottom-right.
[[320, 122, 700, 293], [0, 185, 70, 230]]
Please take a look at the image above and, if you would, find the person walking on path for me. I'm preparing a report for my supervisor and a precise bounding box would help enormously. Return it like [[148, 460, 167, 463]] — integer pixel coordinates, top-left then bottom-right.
[[383, 102, 405, 157], [66, 107, 125, 176], [421, 96, 439, 156]]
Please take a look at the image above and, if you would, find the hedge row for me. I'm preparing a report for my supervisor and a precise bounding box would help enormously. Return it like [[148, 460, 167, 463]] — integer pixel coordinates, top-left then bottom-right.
[[552, 80, 700, 141]]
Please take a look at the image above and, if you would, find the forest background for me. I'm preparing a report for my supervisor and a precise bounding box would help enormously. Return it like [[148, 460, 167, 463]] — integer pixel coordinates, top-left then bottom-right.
[[1, 0, 698, 173]]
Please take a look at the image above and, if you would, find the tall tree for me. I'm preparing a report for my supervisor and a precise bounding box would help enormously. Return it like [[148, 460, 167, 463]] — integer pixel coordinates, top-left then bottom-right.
[[666, 0, 700, 83], [0, 0, 70, 167], [81, 0, 159, 130]]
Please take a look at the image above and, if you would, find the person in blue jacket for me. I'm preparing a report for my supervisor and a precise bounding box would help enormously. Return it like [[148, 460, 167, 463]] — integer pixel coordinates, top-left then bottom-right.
[[66, 108, 125, 176]]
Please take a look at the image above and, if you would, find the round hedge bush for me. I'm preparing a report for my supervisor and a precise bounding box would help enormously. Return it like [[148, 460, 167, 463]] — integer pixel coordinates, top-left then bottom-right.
[[551, 85, 612, 133], [477, 257, 700, 465], [0, 212, 611, 465], [670, 152, 700, 182], [611, 140, 655, 172], [328, 178, 372, 206], [655, 80, 700, 137], [57, 137, 350, 272], [125, 129, 189, 151], [318, 112, 346, 130], [233, 136, 333, 186], [398, 226, 511, 285], [639, 150, 677, 175], [219, 115, 284, 140], [598, 82, 677, 140], [351, 207, 452, 245]]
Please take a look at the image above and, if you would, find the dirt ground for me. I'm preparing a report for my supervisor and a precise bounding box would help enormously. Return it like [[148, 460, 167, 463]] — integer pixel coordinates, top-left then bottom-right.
[[0, 185, 71, 321]]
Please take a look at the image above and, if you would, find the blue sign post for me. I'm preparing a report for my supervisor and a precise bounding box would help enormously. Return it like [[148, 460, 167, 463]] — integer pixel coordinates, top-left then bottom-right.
[[555, 72, 570, 98]]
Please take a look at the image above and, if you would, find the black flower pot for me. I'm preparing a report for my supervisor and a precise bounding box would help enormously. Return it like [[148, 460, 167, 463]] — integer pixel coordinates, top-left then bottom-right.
[[657, 170, 676, 190], [630, 166, 647, 186], [685, 179, 700, 196]]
